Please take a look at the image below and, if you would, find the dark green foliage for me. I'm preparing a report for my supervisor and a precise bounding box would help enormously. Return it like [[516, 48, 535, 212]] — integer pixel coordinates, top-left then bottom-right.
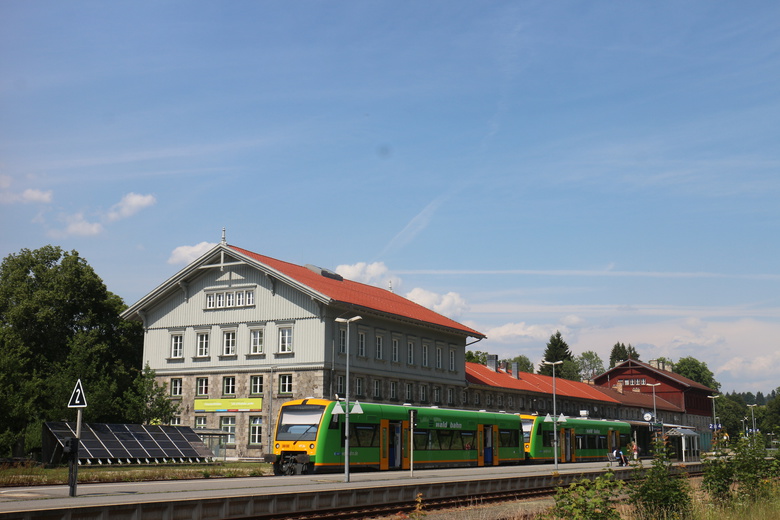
[[550, 471, 624, 520], [608, 342, 639, 368], [630, 437, 692, 519], [704, 435, 773, 509], [673, 356, 720, 392], [123, 364, 180, 425], [538, 331, 574, 377], [0, 246, 152, 457], [465, 350, 488, 364], [502, 354, 535, 374], [577, 350, 605, 380]]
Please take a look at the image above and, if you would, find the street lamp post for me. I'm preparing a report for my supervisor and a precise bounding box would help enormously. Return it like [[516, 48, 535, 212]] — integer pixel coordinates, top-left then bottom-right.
[[541, 360, 563, 471], [747, 404, 757, 436], [647, 383, 661, 429], [335, 315, 362, 483], [707, 395, 720, 449]]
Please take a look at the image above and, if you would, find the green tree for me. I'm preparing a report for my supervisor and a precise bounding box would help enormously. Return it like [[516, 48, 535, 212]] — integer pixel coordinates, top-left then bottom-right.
[[674, 356, 720, 392], [538, 331, 574, 377], [502, 354, 534, 374], [465, 350, 488, 364], [124, 364, 180, 425], [608, 342, 628, 368], [577, 350, 605, 380], [0, 246, 144, 456]]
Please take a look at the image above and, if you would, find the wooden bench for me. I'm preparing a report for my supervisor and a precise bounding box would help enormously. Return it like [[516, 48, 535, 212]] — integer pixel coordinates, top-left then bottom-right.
[[606, 452, 623, 466]]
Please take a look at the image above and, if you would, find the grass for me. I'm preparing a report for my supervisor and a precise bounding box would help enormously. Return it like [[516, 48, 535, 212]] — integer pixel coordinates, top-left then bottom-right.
[[0, 461, 271, 486]]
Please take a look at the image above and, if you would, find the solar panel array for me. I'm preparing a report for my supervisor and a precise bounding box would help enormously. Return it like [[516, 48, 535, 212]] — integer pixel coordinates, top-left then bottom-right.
[[45, 422, 214, 464]]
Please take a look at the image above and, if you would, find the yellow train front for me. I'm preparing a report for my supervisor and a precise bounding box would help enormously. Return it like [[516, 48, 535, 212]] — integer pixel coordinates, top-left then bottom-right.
[[266, 398, 526, 475]]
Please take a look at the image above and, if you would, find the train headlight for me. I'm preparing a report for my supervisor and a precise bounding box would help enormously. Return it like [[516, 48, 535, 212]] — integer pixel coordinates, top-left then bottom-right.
[[275, 443, 280, 449], [310, 444, 315, 450]]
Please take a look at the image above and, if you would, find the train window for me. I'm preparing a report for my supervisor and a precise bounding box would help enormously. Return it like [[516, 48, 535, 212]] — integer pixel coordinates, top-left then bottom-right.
[[498, 430, 518, 447], [349, 423, 379, 447], [542, 431, 554, 447], [413, 430, 429, 450], [575, 434, 584, 450], [276, 405, 325, 441], [598, 435, 607, 450], [431, 429, 455, 450], [459, 431, 475, 450]]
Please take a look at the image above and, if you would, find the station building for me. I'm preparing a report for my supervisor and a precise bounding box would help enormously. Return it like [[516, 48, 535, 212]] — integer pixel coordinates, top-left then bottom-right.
[[122, 236, 715, 458]]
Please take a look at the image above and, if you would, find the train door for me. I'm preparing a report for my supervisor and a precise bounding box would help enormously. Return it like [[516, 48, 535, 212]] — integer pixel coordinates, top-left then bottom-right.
[[380, 420, 389, 470], [561, 428, 575, 462], [477, 424, 485, 466], [483, 425, 494, 466], [401, 420, 410, 470], [608, 429, 619, 453]]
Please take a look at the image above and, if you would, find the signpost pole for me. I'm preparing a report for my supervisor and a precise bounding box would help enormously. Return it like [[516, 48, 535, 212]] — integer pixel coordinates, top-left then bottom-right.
[[67, 379, 87, 498]]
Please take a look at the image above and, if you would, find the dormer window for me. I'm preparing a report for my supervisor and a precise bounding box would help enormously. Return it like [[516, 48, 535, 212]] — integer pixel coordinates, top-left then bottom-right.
[[205, 288, 256, 310]]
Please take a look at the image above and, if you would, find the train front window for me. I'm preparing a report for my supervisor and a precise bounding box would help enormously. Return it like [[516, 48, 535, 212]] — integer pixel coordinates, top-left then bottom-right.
[[521, 419, 535, 444], [276, 404, 325, 441]]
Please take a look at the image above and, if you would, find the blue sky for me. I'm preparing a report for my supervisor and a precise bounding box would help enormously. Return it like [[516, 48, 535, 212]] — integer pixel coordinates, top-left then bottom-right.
[[2, 2, 779, 394]]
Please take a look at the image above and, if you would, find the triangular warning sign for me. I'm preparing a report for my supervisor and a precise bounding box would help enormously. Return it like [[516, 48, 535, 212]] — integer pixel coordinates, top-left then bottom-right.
[[68, 379, 88, 408], [351, 400, 364, 415]]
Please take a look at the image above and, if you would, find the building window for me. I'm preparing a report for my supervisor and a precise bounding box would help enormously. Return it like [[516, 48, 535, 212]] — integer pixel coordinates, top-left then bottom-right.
[[339, 328, 347, 354], [449, 350, 456, 371], [436, 347, 442, 369], [462, 390, 468, 404], [250, 328, 264, 354], [223, 376, 236, 396], [223, 331, 236, 356], [337, 375, 344, 396], [221, 416, 236, 444], [249, 417, 262, 445], [358, 332, 366, 357], [195, 416, 207, 429], [197, 333, 209, 357], [373, 379, 381, 398], [434, 387, 441, 404], [279, 327, 293, 353], [250, 375, 263, 395], [420, 385, 428, 402], [170, 334, 183, 358], [196, 377, 209, 396], [355, 377, 364, 396], [447, 388, 454, 405], [170, 378, 182, 396], [205, 289, 255, 310], [390, 381, 397, 400], [375, 336, 383, 360], [392, 339, 399, 362], [405, 383, 413, 402], [279, 374, 293, 394], [169, 416, 181, 426], [407, 341, 414, 364], [422, 344, 429, 367]]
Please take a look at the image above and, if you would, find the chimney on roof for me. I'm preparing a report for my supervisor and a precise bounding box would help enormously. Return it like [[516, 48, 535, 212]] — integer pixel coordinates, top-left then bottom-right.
[[511, 362, 520, 379], [487, 354, 498, 372], [614, 381, 624, 394]]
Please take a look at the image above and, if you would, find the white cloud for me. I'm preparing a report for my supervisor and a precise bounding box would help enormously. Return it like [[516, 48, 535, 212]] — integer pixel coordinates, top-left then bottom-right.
[[335, 261, 402, 291], [107, 192, 156, 221], [0, 175, 53, 204], [484, 321, 553, 343], [405, 287, 469, 320], [168, 242, 217, 264], [48, 212, 103, 237]]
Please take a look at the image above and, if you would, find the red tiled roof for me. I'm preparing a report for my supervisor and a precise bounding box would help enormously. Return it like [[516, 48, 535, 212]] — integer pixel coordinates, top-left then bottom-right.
[[591, 385, 684, 413], [229, 245, 484, 338], [465, 362, 620, 404], [594, 359, 715, 393]]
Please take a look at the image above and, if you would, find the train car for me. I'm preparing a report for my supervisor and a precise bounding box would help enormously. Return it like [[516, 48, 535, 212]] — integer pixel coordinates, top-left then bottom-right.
[[525, 415, 631, 463], [267, 398, 526, 475]]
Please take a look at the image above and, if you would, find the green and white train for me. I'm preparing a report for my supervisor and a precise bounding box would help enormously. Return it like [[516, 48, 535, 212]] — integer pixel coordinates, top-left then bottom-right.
[[267, 398, 525, 475]]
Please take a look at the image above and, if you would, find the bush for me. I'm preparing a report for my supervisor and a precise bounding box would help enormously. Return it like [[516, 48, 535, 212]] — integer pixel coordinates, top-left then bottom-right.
[[630, 437, 692, 519], [548, 470, 625, 520]]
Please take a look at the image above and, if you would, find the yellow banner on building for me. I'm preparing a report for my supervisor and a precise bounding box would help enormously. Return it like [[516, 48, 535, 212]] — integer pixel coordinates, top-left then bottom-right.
[[194, 398, 263, 412]]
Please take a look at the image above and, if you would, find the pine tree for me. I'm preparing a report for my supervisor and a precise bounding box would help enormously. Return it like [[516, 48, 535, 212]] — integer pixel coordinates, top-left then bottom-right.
[[538, 331, 573, 376]]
